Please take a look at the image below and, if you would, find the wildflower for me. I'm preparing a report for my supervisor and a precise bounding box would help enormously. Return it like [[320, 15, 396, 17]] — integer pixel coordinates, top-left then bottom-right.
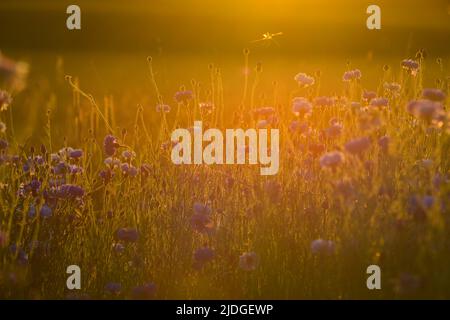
[[193, 247, 215, 268], [0, 90, 12, 111], [174, 90, 193, 103], [140, 163, 152, 179], [104, 157, 121, 167], [34, 155, 45, 166], [294, 72, 315, 87], [0, 139, 8, 150], [254, 106, 275, 117], [103, 135, 119, 156], [128, 166, 138, 177], [362, 90, 377, 101], [325, 123, 343, 139], [99, 168, 114, 184], [69, 165, 83, 175], [311, 239, 335, 255], [345, 137, 371, 155], [50, 153, 60, 163], [369, 97, 389, 108], [131, 283, 157, 299], [57, 184, 85, 199], [309, 143, 326, 157], [190, 211, 214, 234], [319, 151, 345, 168], [383, 82, 401, 93], [40, 204, 52, 218], [105, 282, 122, 295], [292, 97, 312, 117], [422, 195, 434, 209], [239, 252, 259, 271], [155, 104, 170, 113], [116, 228, 139, 242], [407, 100, 444, 123], [422, 88, 446, 102], [401, 59, 419, 75], [333, 179, 356, 199], [342, 69, 362, 82], [314, 96, 335, 107], [199, 102, 214, 113], [26, 178, 41, 196], [121, 150, 136, 160], [28, 204, 36, 218], [193, 202, 212, 215], [69, 149, 83, 159], [0, 121, 6, 133], [433, 173, 449, 189]]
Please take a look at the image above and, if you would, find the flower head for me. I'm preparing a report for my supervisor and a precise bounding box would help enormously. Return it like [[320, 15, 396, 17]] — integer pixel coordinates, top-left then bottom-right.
[[407, 100, 444, 123], [314, 96, 335, 107], [292, 97, 312, 117], [369, 97, 389, 108], [362, 90, 377, 101], [319, 151, 345, 168], [116, 228, 139, 243], [294, 73, 315, 87], [40, 204, 52, 218], [103, 135, 119, 157], [174, 90, 193, 103], [69, 149, 83, 159], [156, 104, 171, 113], [57, 184, 85, 199], [345, 137, 371, 155], [422, 88, 446, 102], [342, 69, 362, 82], [401, 59, 419, 75], [193, 247, 215, 269]]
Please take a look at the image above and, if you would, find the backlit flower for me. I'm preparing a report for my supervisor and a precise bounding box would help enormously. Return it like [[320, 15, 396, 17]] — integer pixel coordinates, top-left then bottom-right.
[[401, 59, 419, 75], [294, 73, 315, 87], [193, 247, 215, 268], [345, 137, 371, 155], [422, 88, 446, 102], [174, 90, 193, 103], [103, 135, 119, 157], [319, 151, 345, 168], [292, 97, 312, 117], [342, 69, 362, 82], [116, 228, 139, 242]]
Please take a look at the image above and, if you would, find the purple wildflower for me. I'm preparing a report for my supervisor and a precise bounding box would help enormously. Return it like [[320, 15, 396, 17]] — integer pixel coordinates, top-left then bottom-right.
[[174, 90, 193, 103], [116, 228, 139, 243], [103, 135, 119, 157]]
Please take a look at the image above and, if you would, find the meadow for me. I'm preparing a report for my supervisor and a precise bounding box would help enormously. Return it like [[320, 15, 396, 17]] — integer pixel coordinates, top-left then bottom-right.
[[0, 48, 449, 300]]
